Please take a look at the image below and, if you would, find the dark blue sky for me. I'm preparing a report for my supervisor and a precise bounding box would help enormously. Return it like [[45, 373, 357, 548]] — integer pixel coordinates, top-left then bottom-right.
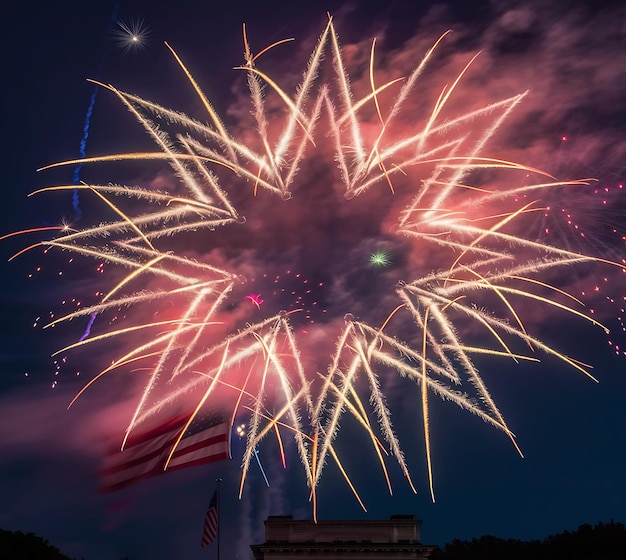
[[2, 1, 626, 559]]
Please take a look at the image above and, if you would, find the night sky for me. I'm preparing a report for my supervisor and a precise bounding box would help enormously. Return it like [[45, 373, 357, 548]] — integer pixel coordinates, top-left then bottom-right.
[[2, 1, 626, 559]]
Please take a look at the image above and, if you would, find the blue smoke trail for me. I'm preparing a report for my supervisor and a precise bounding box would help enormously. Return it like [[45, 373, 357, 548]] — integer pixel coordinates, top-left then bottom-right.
[[75, 4, 119, 340], [78, 312, 98, 342], [71, 90, 97, 220]]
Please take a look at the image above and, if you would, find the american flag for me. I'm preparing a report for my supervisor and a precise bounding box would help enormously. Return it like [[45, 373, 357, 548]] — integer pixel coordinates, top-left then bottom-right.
[[100, 414, 230, 493], [201, 489, 218, 547]]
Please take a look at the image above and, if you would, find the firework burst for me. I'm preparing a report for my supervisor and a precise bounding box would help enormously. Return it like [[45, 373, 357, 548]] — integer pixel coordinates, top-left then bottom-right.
[[9, 14, 624, 512]]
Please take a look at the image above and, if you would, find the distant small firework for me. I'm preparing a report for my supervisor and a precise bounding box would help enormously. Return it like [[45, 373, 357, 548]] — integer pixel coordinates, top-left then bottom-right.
[[113, 18, 150, 54], [369, 250, 391, 268]]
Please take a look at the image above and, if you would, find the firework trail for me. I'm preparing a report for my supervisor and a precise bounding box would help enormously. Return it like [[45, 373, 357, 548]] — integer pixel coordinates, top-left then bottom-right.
[[13, 14, 624, 510]]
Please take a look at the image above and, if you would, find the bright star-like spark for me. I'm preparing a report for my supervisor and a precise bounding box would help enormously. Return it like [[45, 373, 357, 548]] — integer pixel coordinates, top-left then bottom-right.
[[113, 18, 150, 54]]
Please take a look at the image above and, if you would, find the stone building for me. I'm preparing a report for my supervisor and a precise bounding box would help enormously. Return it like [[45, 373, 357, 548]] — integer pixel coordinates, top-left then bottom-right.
[[250, 514, 437, 559]]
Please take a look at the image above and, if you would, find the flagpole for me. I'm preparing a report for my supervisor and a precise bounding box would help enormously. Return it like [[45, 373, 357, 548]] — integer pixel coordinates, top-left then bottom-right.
[[216, 478, 221, 560]]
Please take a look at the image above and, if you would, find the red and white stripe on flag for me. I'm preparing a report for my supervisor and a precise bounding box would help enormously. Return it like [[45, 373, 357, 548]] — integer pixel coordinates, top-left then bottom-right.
[[100, 416, 230, 493], [201, 490, 218, 547]]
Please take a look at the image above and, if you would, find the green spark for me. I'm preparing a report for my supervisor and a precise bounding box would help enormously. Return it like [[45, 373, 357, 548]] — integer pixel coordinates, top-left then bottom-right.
[[369, 250, 391, 268]]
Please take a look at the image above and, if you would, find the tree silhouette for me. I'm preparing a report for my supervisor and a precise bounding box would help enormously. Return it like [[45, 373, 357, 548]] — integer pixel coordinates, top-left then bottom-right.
[[430, 521, 626, 559], [0, 528, 74, 560]]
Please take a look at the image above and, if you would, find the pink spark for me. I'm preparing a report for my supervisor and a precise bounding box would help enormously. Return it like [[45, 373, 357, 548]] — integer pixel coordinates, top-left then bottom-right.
[[245, 293, 264, 309]]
